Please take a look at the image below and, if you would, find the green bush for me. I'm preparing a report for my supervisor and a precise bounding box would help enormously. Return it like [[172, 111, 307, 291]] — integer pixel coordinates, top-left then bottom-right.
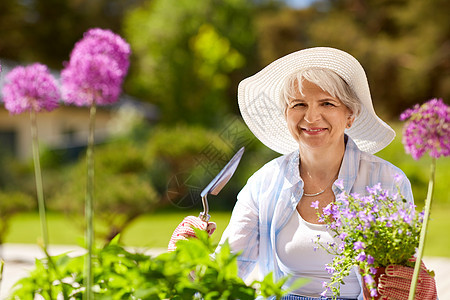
[[9, 231, 305, 300]]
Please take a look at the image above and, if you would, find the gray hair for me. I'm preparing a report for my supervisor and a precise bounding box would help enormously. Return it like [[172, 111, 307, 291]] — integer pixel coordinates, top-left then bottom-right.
[[279, 68, 361, 117]]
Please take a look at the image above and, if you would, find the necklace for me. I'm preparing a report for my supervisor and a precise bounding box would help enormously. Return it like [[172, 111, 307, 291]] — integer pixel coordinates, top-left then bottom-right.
[[302, 176, 337, 197], [303, 188, 327, 197]]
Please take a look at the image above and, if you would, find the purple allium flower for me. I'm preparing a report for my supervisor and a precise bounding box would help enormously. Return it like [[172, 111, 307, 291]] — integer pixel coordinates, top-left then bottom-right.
[[311, 200, 319, 209], [400, 98, 450, 160], [370, 267, 378, 275], [61, 28, 131, 106], [78, 28, 131, 73], [353, 241, 365, 250], [370, 288, 378, 297], [367, 255, 375, 264], [2, 63, 60, 114]]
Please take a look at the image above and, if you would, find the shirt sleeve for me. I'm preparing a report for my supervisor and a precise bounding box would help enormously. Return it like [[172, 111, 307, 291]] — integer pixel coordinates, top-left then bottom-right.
[[216, 175, 261, 280]]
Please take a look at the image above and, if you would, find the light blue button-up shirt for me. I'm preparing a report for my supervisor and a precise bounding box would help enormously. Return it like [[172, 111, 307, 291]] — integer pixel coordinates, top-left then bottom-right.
[[217, 137, 413, 299]]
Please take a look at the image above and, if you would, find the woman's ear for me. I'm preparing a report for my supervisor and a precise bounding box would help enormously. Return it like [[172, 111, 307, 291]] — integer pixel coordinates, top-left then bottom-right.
[[346, 113, 355, 129]]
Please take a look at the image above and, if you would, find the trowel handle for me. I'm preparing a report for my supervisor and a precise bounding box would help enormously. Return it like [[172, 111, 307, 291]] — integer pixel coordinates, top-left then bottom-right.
[[199, 195, 210, 222]]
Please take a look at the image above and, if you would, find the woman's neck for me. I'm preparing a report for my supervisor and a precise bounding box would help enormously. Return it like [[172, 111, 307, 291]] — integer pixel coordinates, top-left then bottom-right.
[[298, 140, 345, 181]]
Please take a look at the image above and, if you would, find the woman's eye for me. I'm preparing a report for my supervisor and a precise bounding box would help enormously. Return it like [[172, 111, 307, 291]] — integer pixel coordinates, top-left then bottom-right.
[[292, 103, 305, 108], [323, 102, 336, 107]]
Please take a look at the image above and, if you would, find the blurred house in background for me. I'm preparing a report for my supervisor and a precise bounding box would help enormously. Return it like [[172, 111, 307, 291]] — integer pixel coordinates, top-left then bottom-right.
[[0, 59, 158, 161]]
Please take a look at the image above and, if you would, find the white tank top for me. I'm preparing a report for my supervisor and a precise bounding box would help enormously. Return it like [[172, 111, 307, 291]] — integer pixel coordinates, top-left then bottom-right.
[[276, 211, 360, 298]]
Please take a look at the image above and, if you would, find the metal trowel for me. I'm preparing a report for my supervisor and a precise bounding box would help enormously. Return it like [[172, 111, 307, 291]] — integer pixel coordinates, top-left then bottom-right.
[[198, 147, 245, 222]]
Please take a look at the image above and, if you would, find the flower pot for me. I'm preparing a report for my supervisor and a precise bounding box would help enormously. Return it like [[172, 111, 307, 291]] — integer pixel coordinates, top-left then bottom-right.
[[362, 267, 386, 300]]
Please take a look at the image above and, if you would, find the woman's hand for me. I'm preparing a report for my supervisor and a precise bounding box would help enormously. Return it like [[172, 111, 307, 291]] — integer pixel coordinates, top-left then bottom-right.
[[167, 216, 216, 252], [378, 260, 437, 300]]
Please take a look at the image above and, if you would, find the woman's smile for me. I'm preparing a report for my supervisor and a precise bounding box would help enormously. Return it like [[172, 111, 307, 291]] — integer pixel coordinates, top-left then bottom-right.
[[302, 127, 327, 134]]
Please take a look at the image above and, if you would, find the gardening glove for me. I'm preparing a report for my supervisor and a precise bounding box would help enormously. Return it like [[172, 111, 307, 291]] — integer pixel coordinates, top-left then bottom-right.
[[168, 216, 216, 252], [378, 259, 437, 300]]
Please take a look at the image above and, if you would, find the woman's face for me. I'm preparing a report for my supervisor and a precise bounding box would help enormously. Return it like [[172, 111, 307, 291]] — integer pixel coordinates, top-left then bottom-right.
[[285, 80, 353, 151]]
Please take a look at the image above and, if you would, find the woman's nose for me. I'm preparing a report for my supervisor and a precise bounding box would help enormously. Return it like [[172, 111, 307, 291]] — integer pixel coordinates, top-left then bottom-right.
[[304, 106, 321, 123]]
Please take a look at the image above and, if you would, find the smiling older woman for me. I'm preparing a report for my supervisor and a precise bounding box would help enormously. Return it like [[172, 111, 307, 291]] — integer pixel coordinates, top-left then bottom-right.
[[168, 47, 438, 300]]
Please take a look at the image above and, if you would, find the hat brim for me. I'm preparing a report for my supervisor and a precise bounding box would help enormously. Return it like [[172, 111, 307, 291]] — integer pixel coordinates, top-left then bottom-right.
[[238, 47, 395, 154]]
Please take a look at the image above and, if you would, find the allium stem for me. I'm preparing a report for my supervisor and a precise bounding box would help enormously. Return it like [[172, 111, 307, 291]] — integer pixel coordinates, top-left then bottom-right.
[[30, 109, 49, 250], [408, 157, 436, 300], [84, 102, 96, 300]]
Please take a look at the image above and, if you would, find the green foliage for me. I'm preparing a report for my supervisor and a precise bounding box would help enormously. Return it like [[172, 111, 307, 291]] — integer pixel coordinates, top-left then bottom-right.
[[9, 232, 296, 300], [306, 0, 450, 116], [0, 0, 143, 68], [254, 0, 450, 117], [0, 190, 33, 244], [48, 124, 243, 242], [123, 0, 257, 126], [50, 138, 159, 242]]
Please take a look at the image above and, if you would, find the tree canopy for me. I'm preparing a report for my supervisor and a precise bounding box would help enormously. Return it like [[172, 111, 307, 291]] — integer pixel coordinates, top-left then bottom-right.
[[123, 0, 258, 126], [2, 0, 448, 118]]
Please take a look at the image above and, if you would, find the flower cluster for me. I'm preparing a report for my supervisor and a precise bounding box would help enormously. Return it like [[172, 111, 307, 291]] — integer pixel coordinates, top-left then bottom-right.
[[61, 28, 131, 106], [313, 179, 423, 298], [2, 63, 60, 114], [400, 98, 449, 160]]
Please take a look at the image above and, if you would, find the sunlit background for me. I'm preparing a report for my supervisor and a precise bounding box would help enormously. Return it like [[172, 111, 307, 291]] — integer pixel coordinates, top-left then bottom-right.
[[0, 0, 449, 297]]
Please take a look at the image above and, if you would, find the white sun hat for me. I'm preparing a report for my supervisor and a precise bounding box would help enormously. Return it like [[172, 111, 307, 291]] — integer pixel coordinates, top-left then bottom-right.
[[238, 47, 395, 154]]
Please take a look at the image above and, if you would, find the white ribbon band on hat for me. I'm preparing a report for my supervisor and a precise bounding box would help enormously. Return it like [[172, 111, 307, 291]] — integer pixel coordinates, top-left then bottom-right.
[[238, 47, 395, 154]]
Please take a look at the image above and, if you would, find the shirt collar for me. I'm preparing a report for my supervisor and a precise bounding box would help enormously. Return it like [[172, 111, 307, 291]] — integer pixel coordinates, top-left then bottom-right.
[[333, 136, 361, 194], [283, 148, 302, 187]]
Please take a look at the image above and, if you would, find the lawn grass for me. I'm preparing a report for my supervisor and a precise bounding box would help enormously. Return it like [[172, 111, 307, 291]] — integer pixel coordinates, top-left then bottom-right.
[[4, 205, 450, 257], [119, 210, 233, 248], [5, 212, 85, 246]]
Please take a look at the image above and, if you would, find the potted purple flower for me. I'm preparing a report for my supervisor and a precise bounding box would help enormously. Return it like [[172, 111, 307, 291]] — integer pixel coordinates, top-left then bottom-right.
[[313, 179, 424, 299]]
